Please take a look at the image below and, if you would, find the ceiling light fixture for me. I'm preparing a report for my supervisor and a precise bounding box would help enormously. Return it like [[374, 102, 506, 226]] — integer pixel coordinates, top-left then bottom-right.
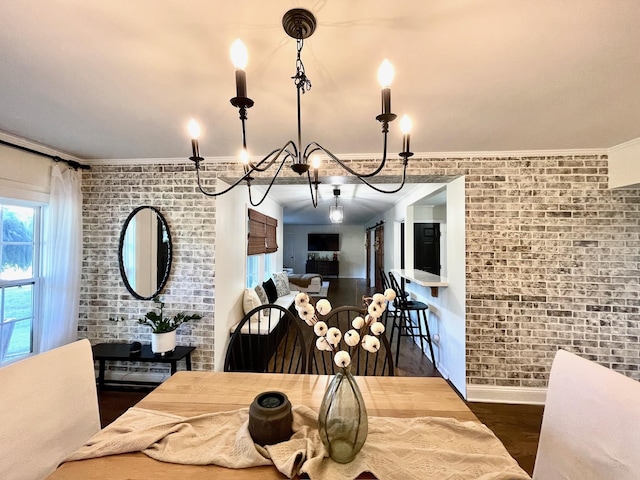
[[187, 8, 413, 207], [330, 188, 344, 224]]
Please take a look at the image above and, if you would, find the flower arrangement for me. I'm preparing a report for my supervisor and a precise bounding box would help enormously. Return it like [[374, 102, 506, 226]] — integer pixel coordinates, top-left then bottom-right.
[[294, 288, 396, 368], [110, 296, 202, 334]]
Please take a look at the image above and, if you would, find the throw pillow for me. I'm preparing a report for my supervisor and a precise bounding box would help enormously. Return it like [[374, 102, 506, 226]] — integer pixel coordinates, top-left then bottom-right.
[[242, 288, 262, 323], [263, 278, 278, 303], [254, 284, 268, 305], [273, 271, 290, 297]]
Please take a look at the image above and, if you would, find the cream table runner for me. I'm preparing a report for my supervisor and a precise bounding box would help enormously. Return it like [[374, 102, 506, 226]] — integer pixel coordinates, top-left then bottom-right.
[[65, 405, 530, 480]]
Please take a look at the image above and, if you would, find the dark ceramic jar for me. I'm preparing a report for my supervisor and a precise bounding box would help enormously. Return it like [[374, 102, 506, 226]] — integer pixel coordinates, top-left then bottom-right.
[[248, 391, 293, 446]]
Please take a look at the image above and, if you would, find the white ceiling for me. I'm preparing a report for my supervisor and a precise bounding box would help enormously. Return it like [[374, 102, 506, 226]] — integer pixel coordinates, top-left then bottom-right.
[[2, 1, 640, 223]]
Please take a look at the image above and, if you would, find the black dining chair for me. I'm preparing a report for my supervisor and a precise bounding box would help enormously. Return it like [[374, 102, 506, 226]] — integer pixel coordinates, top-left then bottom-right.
[[224, 304, 307, 374], [387, 272, 436, 367], [308, 306, 394, 376]]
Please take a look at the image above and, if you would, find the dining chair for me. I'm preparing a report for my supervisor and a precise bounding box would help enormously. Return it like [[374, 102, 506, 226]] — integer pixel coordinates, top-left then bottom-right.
[[387, 271, 436, 366], [224, 304, 307, 374], [533, 349, 640, 479], [308, 306, 394, 376], [0, 339, 100, 480]]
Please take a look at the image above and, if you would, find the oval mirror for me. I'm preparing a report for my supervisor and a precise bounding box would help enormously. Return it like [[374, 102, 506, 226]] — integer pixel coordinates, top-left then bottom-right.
[[118, 206, 172, 300]]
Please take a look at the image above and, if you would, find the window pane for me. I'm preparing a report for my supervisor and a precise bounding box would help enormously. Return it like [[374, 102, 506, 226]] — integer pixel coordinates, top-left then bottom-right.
[[246, 255, 260, 288], [3, 284, 33, 321], [2, 319, 32, 359], [1, 205, 35, 281]]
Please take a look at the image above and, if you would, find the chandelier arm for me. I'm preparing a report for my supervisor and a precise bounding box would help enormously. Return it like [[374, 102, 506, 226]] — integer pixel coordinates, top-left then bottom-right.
[[246, 153, 292, 207], [355, 161, 410, 194], [247, 141, 299, 172], [193, 163, 254, 197], [303, 141, 389, 178], [305, 170, 319, 208]]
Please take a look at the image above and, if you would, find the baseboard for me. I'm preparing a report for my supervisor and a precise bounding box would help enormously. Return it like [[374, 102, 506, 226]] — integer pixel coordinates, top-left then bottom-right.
[[466, 385, 547, 405]]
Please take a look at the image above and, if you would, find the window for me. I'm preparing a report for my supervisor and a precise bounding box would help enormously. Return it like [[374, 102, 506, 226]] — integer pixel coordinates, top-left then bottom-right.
[[245, 253, 276, 289], [0, 202, 41, 364]]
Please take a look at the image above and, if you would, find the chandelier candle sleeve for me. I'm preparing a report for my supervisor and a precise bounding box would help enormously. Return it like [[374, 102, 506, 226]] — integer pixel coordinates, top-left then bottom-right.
[[188, 119, 201, 158], [231, 39, 249, 98], [400, 115, 412, 155]]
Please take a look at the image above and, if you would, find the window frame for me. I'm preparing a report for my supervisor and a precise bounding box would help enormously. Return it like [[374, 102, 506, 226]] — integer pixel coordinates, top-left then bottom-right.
[[0, 200, 42, 364]]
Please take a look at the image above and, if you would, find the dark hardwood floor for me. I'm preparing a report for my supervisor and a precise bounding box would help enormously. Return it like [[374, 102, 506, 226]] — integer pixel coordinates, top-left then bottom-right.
[[98, 277, 542, 476]]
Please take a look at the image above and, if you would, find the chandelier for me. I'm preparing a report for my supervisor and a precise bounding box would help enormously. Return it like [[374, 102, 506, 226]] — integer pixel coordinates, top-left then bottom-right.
[[187, 8, 413, 207]]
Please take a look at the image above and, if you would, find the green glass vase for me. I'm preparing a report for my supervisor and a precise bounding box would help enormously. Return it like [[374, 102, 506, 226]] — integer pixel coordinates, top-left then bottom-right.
[[318, 368, 368, 463]]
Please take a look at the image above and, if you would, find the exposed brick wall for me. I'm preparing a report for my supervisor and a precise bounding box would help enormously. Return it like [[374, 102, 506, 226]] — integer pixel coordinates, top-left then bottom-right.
[[79, 154, 640, 387], [79, 164, 218, 374], [460, 154, 640, 386]]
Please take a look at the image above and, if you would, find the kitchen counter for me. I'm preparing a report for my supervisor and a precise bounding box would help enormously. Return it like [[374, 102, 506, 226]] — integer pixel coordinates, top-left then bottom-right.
[[391, 268, 448, 297]]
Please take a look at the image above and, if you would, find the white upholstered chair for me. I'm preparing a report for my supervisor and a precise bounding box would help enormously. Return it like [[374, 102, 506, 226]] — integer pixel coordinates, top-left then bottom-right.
[[533, 349, 640, 479], [0, 339, 100, 480]]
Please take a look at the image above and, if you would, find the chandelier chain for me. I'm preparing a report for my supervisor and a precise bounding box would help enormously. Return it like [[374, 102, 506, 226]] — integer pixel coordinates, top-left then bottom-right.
[[292, 38, 312, 94]]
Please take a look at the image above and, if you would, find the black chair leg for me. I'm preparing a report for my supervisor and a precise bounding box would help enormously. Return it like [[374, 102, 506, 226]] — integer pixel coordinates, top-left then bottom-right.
[[419, 309, 436, 365]]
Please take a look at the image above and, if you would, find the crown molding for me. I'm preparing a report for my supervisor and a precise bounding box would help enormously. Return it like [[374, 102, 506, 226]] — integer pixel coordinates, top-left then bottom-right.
[[0, 131, 83, 161], [82, 147, 608, 166]]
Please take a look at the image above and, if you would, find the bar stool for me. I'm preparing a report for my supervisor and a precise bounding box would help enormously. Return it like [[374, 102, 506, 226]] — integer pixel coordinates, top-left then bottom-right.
[[387, 272, 436, 367]]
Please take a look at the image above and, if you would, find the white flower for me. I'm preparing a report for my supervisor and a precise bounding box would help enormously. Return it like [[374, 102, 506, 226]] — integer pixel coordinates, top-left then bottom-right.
[[326, 327, 342, 346], [372, 293, 387, 309], [361, 335, 380, 353], [316, 299, 332, 315], [295, 292, 310, 308], [313, 321, 328, 336], [351, 316, 365, 329], [334, 350, 351, 368], [384, 288, 396, 301], [297, 303, 316, 325], [316, 336, 333, 352], [370, 321, 385, 336], [367, 302, 384, 319], [344, 329, 361, 347]]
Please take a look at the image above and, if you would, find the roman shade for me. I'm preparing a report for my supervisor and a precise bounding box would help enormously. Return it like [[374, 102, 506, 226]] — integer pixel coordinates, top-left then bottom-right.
[[247, 209, 278, 255]]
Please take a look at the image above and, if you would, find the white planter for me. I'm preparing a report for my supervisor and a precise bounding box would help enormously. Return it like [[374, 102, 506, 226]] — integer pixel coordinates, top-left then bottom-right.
[[151, 330, 177, 355]]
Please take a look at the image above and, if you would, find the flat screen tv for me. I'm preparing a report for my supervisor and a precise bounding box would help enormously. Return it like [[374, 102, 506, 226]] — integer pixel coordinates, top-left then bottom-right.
[[308, 233, 339, 251]]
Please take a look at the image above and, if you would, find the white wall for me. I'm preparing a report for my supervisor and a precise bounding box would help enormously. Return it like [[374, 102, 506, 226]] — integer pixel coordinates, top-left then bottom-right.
[[377, 179, 467, 398], [283, 224, 366, 278], [608, 137, 640, 189], [213, 183, 284, 371]]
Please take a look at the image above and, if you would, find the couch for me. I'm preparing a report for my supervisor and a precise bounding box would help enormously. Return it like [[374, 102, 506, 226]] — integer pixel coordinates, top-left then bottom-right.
[[288, 273, 323, 294]]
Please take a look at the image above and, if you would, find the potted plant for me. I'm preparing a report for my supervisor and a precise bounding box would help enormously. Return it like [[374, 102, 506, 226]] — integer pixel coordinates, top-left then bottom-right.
[[111, 297, 202, 355]]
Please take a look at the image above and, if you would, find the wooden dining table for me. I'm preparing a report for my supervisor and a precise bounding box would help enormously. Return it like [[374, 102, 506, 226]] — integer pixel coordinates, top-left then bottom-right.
[[49, 371, 479, 479]]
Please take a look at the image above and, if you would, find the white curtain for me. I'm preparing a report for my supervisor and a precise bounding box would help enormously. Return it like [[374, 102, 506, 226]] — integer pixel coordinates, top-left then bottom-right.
[[39, 165, 83, 351]]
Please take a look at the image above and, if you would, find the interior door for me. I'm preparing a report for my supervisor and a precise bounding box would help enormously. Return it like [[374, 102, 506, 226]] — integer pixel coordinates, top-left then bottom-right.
[[414, 223, 440, 275], [374, 225, 384, 290], [284, 233, 295, 271]]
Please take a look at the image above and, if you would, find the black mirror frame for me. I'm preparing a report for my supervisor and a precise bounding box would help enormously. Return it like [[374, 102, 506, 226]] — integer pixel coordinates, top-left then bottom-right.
[[118, 205, 173, 300]]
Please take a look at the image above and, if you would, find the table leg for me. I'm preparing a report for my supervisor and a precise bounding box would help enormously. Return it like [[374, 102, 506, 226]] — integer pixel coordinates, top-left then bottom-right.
[[98, 360, 106, 390], [170, 361, 177, 375], [185, 353, 192, 371]]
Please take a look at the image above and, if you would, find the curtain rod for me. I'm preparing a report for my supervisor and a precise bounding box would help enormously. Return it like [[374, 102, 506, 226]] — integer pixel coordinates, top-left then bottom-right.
[[0, 138, 91, 171]]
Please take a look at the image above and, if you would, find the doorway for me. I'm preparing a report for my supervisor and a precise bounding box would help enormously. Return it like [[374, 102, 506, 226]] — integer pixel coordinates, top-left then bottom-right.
[[365, 223, 384, 290]]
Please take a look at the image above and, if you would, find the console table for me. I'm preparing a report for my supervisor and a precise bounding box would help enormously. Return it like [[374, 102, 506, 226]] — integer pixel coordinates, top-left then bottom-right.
[[305, 259, 339, 277], [92, 343, 195, 390]]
